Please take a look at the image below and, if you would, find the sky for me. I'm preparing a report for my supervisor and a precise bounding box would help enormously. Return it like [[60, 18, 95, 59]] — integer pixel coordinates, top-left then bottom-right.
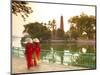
[[12, 1, 96, 37]]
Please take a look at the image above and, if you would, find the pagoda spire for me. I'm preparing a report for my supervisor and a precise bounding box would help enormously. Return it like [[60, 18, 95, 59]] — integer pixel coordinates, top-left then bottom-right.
[[60, 15, 64, 30]]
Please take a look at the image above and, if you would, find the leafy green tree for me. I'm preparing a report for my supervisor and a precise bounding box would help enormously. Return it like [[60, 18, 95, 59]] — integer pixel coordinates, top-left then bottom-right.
[[65, 31, 71, 40], [69, 26, 79, 40], [48, 19, 56, 31], [23, 22, 51, 40], [68, 13, 96, 40], [41, 26, 51, 40], [48, 19, 57, 39], [12, 1, 33, 21]]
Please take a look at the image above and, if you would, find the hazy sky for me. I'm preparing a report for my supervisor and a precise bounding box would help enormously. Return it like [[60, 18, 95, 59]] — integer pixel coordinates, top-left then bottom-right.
[[12, 1, 96, 37]]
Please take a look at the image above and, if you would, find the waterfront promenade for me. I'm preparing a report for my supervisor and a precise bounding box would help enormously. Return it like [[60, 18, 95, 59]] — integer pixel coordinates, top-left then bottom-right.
[[12, 56, 88, 74]]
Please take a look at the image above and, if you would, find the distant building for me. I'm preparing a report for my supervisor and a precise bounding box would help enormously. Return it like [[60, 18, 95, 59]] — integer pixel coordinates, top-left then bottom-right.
[[60, 15, 64, 31]]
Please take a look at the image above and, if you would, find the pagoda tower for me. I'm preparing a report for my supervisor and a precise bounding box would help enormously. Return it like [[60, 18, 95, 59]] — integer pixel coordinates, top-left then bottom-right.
[[60, 15, 64, 30]]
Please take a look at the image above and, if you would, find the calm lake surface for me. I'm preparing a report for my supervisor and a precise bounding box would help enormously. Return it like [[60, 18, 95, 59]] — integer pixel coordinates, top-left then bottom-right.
[[41, 42, 96, 53]]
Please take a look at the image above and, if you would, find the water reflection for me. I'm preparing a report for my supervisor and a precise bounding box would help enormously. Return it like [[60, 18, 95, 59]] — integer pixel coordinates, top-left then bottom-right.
[[41, 43, 96, 53]]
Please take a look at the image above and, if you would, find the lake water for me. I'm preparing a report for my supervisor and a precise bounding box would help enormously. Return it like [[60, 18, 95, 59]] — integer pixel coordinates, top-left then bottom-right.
[[41, 42, 95, 53]]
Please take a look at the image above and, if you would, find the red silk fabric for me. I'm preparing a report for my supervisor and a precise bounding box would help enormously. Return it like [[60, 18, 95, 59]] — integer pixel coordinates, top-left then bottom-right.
[[33, 42, 40, 62], [25, 42, 40, 69], [25, 43, 34, 69]]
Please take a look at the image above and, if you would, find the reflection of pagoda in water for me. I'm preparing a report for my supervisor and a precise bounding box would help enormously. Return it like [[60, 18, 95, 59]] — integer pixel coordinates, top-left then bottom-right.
[[60, 15, 64, 31]]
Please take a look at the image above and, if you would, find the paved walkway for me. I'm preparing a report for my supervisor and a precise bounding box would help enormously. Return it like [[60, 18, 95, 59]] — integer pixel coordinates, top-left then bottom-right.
[[12, 56, 88, 74]]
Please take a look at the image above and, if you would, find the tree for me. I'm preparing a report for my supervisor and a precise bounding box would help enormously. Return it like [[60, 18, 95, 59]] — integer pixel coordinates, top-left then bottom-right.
[[48, 19, 56, 31], [40, 26, 51, 40], [68, 13, 96, 40], [69, 26, 79, 40], [65, 31, 71, 40], [12, 0, 33, 21], [48, 19, 57, 39], [23, 22, 51, 40], [56, 28, 65, 40]]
